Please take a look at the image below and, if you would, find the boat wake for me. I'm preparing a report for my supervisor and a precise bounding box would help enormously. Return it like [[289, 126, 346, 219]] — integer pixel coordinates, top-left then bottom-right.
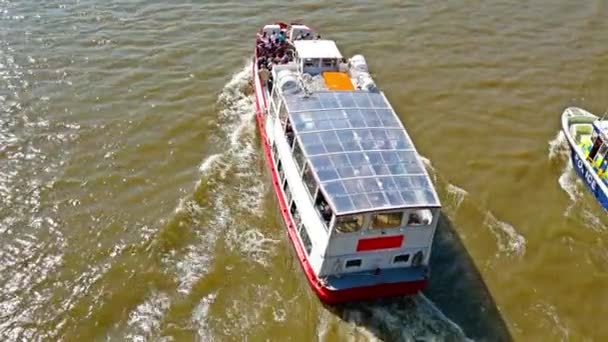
[[112, 63, 280, 340], [422, 155, 526, 257], [317, 294, 472, 341], [548, 130, 608, 231]]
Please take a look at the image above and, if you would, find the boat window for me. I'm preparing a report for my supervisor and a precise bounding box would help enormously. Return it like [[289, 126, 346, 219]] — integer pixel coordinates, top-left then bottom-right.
[[285, 118, 295, 148], [283, 179, 292, 204], [589, 137, 603, 160], [591, 130, 599, 144], [371, 212, 403, 229], [292, 139, 306, 171], [315, 191, 332, 227], [335, 214, 365, 233], [302, 163, 318, 199], [393, 254, 410, 264], [279, 101, 288, 125], [291, 201, 301, 227], [272, 142, 278, 161], [321, 58, 335, 68], [345, 259, 362, 268], [300, 226, 312, 255], [406, 209, 433, 227], [277, 159, 285, 182], [304, 58, 317, 68], [594, 144, 608, 165]]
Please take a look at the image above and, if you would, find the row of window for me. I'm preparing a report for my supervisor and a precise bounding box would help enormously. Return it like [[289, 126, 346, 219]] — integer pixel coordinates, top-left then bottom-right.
[[283, 118, 335, 230], [303, 58, 337, 68], [344, 251, 424, 269], [273, 141, 312, 255], [335, 209, 434, 233]]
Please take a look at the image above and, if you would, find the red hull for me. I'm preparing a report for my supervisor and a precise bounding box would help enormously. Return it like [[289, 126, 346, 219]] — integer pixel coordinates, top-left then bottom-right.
[[251, 58, 426, 304]]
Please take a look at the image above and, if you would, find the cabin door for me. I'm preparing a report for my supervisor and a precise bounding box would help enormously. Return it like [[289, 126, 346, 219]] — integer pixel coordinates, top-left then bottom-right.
[[592, 144, 608, 170], [588, 137, 604, 160]]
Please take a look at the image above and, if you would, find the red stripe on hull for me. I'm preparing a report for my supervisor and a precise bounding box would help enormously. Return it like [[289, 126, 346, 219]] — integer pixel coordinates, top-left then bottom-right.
[[252, 58, 425, 304], [356, 235, 404, 252]]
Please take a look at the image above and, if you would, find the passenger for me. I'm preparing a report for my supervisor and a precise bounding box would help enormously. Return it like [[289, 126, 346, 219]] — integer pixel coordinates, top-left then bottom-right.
[[316, 34, 321, 39], [321, 204, 332, 222], [280, 54, 290, 64], [263, 41, 273, 57], [286, 130, 295, 147], [256, 31, 267, 42], [258, 65, 270, 88], [278, 30, 286, 43], [581, 140, 592, 157], [407, 213, 421, 225], [594, 154, 605, 170]]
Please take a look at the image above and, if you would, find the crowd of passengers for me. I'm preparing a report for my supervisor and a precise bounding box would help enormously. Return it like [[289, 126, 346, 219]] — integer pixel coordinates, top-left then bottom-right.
[[256, 29, 321, 71]]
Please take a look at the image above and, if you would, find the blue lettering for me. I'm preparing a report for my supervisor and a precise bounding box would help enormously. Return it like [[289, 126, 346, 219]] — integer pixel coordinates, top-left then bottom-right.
[[574, 152, 597, 192]]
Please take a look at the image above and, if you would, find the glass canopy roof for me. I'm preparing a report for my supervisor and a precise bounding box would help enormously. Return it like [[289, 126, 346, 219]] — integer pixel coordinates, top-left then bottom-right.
[[284, 91, 440, 215]]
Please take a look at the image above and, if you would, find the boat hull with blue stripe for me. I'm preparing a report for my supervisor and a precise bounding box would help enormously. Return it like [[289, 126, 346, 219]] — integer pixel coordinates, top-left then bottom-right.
[[561, 107, 608, 209]]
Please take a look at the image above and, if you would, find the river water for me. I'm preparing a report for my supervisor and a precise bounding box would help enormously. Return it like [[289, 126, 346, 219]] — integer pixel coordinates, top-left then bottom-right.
[[1, 0, 608, 341]]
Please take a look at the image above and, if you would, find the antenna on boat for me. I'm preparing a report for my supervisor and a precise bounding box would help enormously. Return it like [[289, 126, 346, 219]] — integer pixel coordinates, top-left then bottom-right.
[[601, 107, 608, 121]]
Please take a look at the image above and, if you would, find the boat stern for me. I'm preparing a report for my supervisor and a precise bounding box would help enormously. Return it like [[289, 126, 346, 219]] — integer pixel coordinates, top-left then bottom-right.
[[314, 266, 428, 304]]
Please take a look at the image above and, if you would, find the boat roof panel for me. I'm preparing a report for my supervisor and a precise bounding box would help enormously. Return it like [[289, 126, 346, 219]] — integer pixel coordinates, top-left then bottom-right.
[[293, 40, 342, 59], [284, 91, 441, 215], [593, 120, 608, 135]]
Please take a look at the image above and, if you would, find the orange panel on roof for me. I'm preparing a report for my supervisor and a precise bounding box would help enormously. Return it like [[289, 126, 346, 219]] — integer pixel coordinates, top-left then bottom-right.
[[322, 72, 354, 91]]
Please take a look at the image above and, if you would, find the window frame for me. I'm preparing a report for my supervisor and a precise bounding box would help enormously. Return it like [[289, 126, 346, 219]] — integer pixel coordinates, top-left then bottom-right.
[[334, 214, 366, 233], [370, 211, 404, 230], [393, 254, 410, 264], [405, 208, 434, 227], [292, 138, 306, 172], [302, 162, 318, 201], [345, 259, 362, 268]]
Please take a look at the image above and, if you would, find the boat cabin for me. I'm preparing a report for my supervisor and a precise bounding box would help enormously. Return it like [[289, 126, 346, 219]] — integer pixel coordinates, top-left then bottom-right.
[[271, 89, 440, 278], [293, 39, 343, 76], [586, 120, 608, 177]]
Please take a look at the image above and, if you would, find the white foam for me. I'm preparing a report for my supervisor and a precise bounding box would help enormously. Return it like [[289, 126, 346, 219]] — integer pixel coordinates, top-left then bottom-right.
[[483, 211, 526, 256], [316, 308, 332, 341], [558, 161, 580, 203], [548, 130, 570, 161], [175, 245, 213, 294], [168, 63, 263, 295], [532, 302, 570, 341], [198, 153, 222, 174], [446, 183, 468, 211], [225, 228, 280, 267], [192, 292, 217, 340], [416, 294, 474, 342], [125, 292, 171, 340], [581, 208, 606, 232], [332, 294, 471, 341]]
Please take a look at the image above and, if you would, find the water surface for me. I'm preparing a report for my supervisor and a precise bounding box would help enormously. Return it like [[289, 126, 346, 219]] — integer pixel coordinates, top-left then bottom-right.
[[1, 0, 608, 340]]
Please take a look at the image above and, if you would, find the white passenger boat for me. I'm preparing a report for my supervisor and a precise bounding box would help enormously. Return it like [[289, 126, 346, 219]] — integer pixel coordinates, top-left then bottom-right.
[[561, 107, 608, 209], [252, 23, 442, 304]]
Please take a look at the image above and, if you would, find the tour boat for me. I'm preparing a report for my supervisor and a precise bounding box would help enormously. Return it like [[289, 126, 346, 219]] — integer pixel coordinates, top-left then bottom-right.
[[252, 23, 442, 304], [561, 107, 608, 209]]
